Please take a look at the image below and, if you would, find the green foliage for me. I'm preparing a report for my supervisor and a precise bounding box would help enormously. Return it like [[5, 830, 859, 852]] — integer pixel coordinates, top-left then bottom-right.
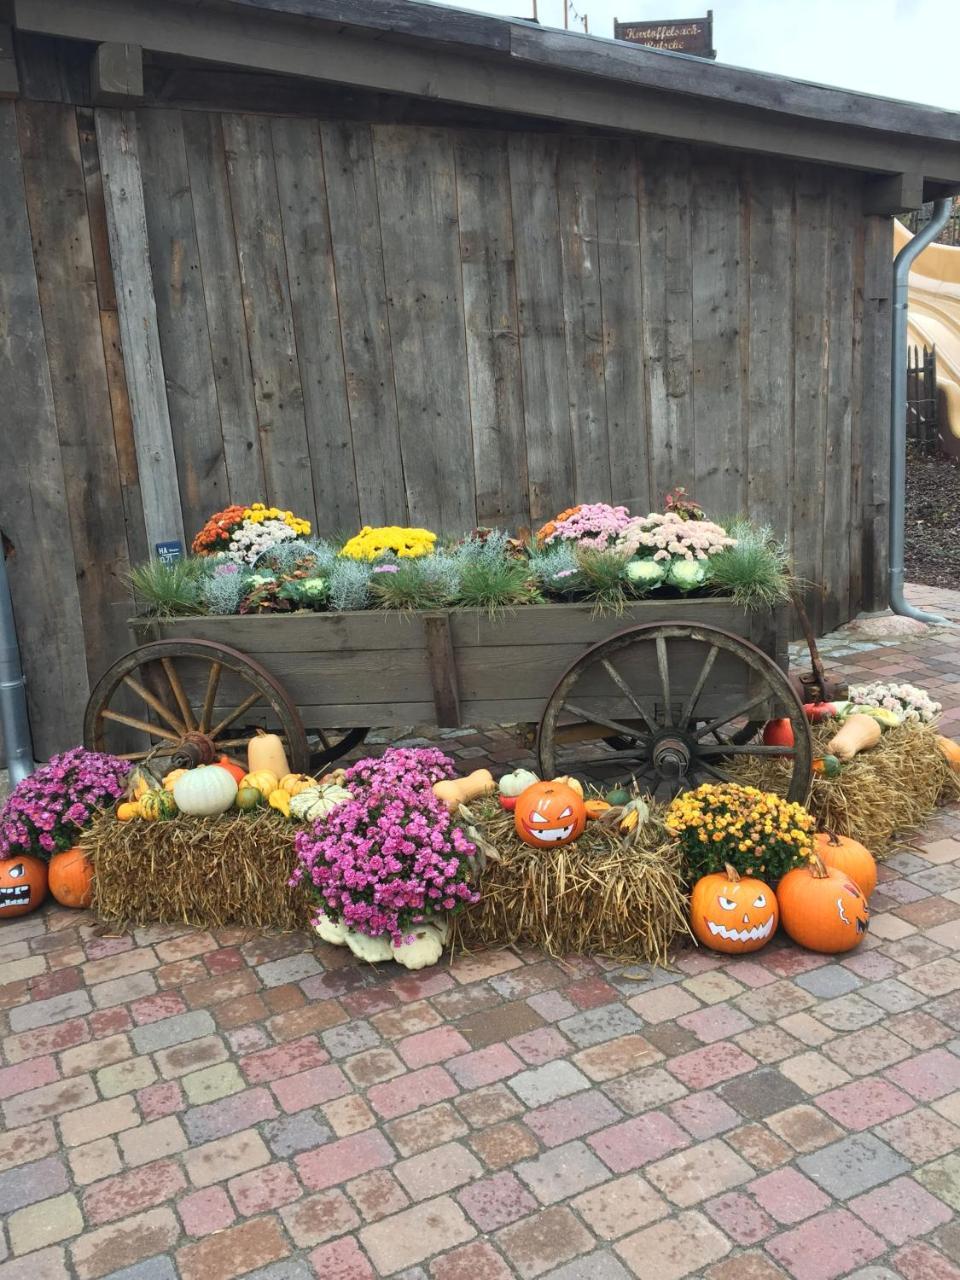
[[455, 557, 541, 614], [574, 549, 631, 613], [528, 542, 581, 595], [370, 555, 461, 611], [200, 567, 249, 616], [128, 557, 206, 617], [708, 521, 794, 609], [328, 558, 373, 611]]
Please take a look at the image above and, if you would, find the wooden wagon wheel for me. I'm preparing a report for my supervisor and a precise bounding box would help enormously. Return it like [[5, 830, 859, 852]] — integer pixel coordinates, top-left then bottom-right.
[[537, 622, 812, 803], [83, 639, 310, 774]]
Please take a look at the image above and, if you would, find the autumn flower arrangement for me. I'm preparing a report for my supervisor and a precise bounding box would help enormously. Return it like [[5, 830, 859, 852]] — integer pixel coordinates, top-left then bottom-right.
[[847, 681, 941, 725], [535, 503, 633, 550], [0, 748, 130, 860], [291, 748, 479, 943], [341, 526, 437, 560], [665, 782, 815, 884], [192, 503, 312, 563]]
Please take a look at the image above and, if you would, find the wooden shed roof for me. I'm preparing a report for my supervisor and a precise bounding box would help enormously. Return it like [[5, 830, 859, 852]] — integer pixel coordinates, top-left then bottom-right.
[[10, 0, 960, 207]]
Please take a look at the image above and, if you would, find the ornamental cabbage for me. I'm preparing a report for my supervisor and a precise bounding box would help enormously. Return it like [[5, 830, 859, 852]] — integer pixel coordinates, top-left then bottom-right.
[[668, 558, 708, 591], [625, 558, 666, 589]]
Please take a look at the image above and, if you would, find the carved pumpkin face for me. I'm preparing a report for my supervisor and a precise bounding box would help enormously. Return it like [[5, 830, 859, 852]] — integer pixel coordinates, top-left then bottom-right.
[[690, 865, 778, 953], [514, 781, 586, 848], [776, 859, 870, 953], [0, 855, 48, 918]]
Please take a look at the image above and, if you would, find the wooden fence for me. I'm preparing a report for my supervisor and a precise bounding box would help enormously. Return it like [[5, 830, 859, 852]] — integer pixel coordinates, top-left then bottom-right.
[[0, 96, 893, 757], [906, 344, 939, 452]]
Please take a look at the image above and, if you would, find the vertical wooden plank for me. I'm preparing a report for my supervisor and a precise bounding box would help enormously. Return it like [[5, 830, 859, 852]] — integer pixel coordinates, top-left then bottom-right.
[[746, 165, 794, 535], [0, 100, 88, 754], [373, 124, 477, 533], [138, 108, 230, 542], [690, 158, 745, 516], [320, 121, 406, 527], [221, 112, 315, 521], [95, 107, 186, 550], [509, 133, 574, 523], [791, 168, 830, 633], [557, 138, 610, 503], [638, 142, 695, 506], [17, 100, 134, 690], [821, 176, 857, 633], [848, 211, 866, 616], [180, 111, 265, 505], [79, 103, 148, 564], [454, 130, 529, 531], [271, 115, 361, 536], [860, 213, 893, 612], [596, 137, 649, 512]]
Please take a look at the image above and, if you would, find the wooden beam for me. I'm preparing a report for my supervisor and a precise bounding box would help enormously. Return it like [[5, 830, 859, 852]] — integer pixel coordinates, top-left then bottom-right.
[[13, 0, 960, 185], [0, 24, 18, 97], [863, 172, 924, 216], [95, 107, 185, 553], [91, 41, 142, 103], [422, 612, 461, 729]]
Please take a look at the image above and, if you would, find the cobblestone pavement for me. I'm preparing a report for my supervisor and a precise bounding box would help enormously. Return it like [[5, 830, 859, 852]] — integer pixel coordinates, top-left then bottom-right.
[[3, 589, 960, 1280]]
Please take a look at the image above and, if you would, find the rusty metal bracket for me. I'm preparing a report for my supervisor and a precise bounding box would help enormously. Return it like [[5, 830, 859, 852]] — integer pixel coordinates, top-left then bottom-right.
[[790, 591, 848, 704]]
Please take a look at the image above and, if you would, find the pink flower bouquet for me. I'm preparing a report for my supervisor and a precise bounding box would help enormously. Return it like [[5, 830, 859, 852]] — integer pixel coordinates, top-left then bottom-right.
[[0, 747, 130, 860]]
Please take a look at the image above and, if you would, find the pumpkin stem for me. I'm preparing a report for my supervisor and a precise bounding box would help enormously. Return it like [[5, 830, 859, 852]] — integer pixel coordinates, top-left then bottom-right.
[[809, 853, 830, 878], [723, 863, 741, 882], [823, 829, 840, 846]]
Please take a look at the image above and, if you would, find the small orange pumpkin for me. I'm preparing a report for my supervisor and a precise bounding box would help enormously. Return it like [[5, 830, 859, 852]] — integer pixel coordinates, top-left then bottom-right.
[[690, 864, 778, 954], [514, 780, 586, 848], [584, 798, 612, 820], [0, 855, 48, 917], [937, 735, 960, 772], [216, 756, 247, 784], [48, 847, 94, 909], [815, 831, 877, 898], [777, 856, 869, 953]]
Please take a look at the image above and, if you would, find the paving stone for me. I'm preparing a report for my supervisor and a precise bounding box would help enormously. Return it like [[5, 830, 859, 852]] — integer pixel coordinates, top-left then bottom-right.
[[368, 1065, 459, 1119], [307, 1236, 375, 1280], [346, 1168, 409, 1223], [668, 1042, 758, 1089], [767, 1105, 846, 1154], [8, 990, 93, 1033], [876, 1106, 960, 1162], [3, 1076, 98, 1130], [99, 1258, 179, 1280], [588, 1112, 689, 1173], [8, 1191, 83, 1254], [717, 1067, 807, 1119], [886, 1046, 960, 1101], [176, 1217, 290, 1280], [270, 1063, 351, 1112], [798, 1133, 911, 1198], [516, 1140, 610, 1205], [915, 1151, 960, 1211], [183, 1129, 271, 1188], [70, 1137, 123, 1186], [130, 1013, 216, 1056], [667, 1090, 741, 1139], [182, 1087, 278, 1143], [457, 1170, 538, 1231], [262, 1110, 334, 1158], [614, 1208, 731, 1280], [702, 1190, 776, 1246], [182, 1062, 244, 1105], [749, 1167, 831, 1224], [571, 1034, 662, 1081], [152, 1036, 228, 1080], [97, 1058, 158, 1099], [468, 1121, 540, 1171], [557, 1005, 644, 1049], [0, 1156, 69, 1213], [457, 1002, 546, 1048], [572, 1173, 668, 1239], [448, 1044, 524, 1089], [295, 1129, 395, 1191], [83, 1160, 187, 1226], [525, 1090, 622, 1148], [496, 1205, 595, 1279], [766, 1207, 887, 1280], [600, 1066, 687, 1114], [539, 1252, 633, 1280], [849, 1174, 953, 1244], [60, 1096, 140, 1147], [509, 1061, 590, 1108], [817, 1077, 916, 1130], [394, 1141, 482, 1200], [644, 1137, 753, 1206], [256, 954, 322, 987], [118, 1118, 188, 1168], [281, 1188, 360, 1247], [228, 1162, 301, 1215], [509, 1027, 572, 1067], [361, 1196, 476, 1273], [176, 1186, 236, 1237]]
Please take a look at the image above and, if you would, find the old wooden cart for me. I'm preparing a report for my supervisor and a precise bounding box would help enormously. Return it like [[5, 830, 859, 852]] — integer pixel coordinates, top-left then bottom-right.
[[83, 600, 812, 801]]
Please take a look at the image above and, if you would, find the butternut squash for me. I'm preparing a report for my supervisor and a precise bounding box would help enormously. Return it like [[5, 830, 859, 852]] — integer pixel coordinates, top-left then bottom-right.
[[937, 735, 960, 772], [432, 769, 496, 813], [247, 731, 290, 780], [826, 713, 882, 761]]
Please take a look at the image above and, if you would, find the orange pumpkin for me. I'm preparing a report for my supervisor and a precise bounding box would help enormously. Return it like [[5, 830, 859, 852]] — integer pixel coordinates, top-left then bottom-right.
[[815, 831, 877, 898], [584, 798, 612, 820], [514, 780, 586, 848], [937, 735, 960, 772], [216, 756, 247, 784], [0, 855, 48, 918], [48, 847, 94, 909], [777, 856, 869, 953], [690, 864, 778, 954]]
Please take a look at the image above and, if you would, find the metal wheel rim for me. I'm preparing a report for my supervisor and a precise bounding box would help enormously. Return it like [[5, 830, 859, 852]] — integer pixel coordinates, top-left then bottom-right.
[[536, 621, 812, 803], [83, 638, 310, 773]]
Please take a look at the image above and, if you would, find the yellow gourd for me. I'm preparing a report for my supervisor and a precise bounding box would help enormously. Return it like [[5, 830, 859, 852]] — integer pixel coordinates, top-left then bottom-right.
[[279, 773, 315, 796], [241, 770, 279, 799], [268, 788, 291, 817], [826, 713, 882, 761], [129, 767, 158, 800], [116, 801, 142, 822], [139, 791, 177, 821], [432, 769, 496, 813], [247, 732, 290, 781], [555, 776, 584, 797], [163, 768, 188, 793]]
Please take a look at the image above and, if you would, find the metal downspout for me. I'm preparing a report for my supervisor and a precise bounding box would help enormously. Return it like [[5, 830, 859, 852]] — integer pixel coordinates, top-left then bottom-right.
[[889, 196, 954, 626], [0, 546, 35, 785]]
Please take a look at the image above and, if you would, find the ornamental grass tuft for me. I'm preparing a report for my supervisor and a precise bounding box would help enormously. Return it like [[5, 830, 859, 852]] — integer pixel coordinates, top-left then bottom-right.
[[128, 557, 207, 617], [706, 520, 794, 609]]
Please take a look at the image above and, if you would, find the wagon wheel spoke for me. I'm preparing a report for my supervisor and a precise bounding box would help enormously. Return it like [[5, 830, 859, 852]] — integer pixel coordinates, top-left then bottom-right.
[[207, 692, 263, 741], [161, 658, 197, 731], [692, 758, 731, 783], [699, 743, 796, 757], [679, 645, 719, 730], [694, 691, 774, 741], [117, 749, 159, 761], [563, 702, 647, 743], [101, 709, 183, 743], [552, 746, 652, 771], [119, 675, 186, 735], [655, 636, 672, 725], [200, 662, 222, 734], [599, 659, 659, 734]]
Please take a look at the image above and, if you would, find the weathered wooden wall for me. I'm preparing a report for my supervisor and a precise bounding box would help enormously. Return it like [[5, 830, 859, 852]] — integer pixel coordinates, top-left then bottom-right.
[[0, 90, 893, 757]]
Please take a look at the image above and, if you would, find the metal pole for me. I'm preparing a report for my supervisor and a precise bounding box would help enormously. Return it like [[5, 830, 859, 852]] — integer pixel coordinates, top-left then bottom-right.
[[0, 546, 36, 784], [564, 0, 569, 28], [889, 197, 954, 626]]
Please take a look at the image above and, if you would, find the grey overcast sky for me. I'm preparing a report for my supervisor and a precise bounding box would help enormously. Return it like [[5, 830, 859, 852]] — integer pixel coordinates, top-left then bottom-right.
[[452, 0, 960, 111]]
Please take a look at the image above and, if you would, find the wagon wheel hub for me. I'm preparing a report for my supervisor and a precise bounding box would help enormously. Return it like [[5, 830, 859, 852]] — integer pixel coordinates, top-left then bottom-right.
[[169, 732, 218, 770], [651, 734, 691, 779]]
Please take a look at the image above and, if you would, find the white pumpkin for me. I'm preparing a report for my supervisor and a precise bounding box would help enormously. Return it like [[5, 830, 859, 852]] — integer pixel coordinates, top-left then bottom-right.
[[290, 784, 353, 823], [498, 768, 539, 798], [314, 910, 350, 946], [345, 931, 394, 962], [391, 924, 444, 970], [172, 765, 238, 817]]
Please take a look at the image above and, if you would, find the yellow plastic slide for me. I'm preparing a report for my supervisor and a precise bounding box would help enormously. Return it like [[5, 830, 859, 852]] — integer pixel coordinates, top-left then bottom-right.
[[895, 220, 960, 452]]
